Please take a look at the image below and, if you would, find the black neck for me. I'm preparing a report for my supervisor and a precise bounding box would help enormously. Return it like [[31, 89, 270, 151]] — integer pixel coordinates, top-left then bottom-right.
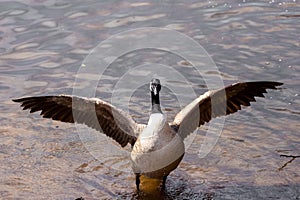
[[151, 91, 162, 113]]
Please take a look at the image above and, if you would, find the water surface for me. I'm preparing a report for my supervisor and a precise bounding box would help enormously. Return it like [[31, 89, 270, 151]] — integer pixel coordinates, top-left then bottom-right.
[[0, 0, 299, 199]]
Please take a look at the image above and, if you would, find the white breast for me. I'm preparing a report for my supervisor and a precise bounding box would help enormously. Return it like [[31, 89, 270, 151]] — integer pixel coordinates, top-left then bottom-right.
[[131, 113, 185, 175], [140, 113, 165, 139]]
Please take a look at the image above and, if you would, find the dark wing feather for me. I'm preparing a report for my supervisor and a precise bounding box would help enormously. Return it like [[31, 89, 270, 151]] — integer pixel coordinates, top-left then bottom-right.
[[171, 81, 283, 138], [13, 95, 142, 147]]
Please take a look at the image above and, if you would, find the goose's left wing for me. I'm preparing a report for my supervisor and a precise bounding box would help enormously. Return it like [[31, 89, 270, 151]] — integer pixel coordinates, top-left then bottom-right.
[[171, 81, 283, 139], [13, 95, 145, 147]]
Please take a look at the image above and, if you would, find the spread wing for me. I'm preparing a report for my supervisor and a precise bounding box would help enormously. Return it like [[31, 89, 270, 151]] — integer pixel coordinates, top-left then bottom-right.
[[171, 81, 283, 138], [13, 95, 145, 147]]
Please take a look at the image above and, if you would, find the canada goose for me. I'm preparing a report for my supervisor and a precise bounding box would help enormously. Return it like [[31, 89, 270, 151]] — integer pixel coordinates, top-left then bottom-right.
[[12, 79, 283, 191]]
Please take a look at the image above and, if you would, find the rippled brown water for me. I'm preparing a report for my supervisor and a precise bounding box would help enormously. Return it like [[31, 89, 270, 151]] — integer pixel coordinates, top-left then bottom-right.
[[1, 0, 299, 199]]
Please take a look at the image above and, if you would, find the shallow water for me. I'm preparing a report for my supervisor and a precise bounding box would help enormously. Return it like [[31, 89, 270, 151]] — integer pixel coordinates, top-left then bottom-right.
[[1, 0, 299, 199]]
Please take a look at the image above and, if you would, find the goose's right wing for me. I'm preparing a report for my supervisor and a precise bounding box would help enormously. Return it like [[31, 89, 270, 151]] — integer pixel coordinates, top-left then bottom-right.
[[171, 81, 283, 139], [13, 95, 145, 147]]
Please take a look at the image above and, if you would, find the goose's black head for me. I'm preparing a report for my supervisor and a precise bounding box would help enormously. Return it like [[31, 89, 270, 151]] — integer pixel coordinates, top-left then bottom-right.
[[150, 79, 161, 96], [150, 79, 162, 113]]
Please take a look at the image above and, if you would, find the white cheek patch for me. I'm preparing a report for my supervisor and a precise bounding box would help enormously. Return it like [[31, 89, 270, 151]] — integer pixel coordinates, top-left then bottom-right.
[[153, 88, 158, 96]]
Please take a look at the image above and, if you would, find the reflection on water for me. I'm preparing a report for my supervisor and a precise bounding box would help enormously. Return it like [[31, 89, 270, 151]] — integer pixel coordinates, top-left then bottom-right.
[[1, 0, 299, 199]]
